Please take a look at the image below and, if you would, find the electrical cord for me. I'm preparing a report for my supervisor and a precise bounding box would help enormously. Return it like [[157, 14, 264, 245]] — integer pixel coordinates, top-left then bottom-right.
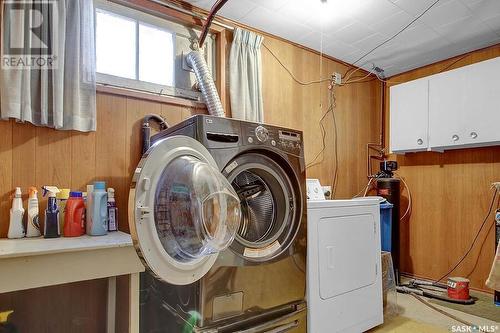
[[434, 187, 499, 283], [329, 87, 339, 197], [395, 174, 412, 221], [262, 43, 331, 86]]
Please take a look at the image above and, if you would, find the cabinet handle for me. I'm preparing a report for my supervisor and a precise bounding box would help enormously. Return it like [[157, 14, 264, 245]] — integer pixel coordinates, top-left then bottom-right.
[[452, 134, 459, 142], [417, 138, 423, 145], [470, 132, 478, 139]]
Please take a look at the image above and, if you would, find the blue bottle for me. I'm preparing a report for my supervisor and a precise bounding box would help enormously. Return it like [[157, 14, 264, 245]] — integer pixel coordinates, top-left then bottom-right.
[[43, 187, 60, 238], [88, 181, 108, 236]]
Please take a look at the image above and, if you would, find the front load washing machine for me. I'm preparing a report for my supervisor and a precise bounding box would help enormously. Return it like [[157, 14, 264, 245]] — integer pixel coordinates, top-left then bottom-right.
[[129, 115, 307, 332]]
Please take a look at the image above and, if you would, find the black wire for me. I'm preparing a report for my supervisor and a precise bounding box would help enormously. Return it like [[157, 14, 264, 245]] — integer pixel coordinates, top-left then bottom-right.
[[434, 188, 499, 283], [330, 88, 339, 198], [306, 91, 334, 169], [351, 0, 441, 66]]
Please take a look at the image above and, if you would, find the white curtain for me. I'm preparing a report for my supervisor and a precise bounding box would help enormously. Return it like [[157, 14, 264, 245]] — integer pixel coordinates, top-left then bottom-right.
[[229, 28, 264, 123], [0, 0, 96, 132]]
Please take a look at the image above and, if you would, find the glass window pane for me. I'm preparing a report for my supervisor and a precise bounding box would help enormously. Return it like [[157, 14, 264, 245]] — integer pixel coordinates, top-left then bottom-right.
[[139, 24, 174, 86], [96, 9, 136, 79]]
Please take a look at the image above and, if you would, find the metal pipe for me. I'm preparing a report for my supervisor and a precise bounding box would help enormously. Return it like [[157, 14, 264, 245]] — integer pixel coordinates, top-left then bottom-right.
[[186, 51, 225, 117]]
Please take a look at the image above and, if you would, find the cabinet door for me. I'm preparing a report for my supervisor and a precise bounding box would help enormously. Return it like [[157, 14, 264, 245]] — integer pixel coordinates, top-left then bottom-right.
[[463, 57, 500, 146], [429, 68, 468, 150], [390, 79, 429, 153]]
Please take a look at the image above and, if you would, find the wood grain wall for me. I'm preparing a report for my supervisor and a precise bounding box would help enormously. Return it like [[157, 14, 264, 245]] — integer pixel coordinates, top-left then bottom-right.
[[385, 43, 500, 291]]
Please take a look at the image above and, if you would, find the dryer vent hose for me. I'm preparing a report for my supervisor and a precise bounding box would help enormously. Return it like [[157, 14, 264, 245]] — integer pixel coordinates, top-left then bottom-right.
[[186, 51, 225, 117]]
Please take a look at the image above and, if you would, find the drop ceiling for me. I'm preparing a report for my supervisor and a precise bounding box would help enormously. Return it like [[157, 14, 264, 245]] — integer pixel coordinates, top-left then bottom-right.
[[184, 0, 500, 76]]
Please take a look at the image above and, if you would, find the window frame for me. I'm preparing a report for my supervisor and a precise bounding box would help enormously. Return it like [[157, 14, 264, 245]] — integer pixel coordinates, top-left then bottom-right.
[[93, 0, 216, 101]]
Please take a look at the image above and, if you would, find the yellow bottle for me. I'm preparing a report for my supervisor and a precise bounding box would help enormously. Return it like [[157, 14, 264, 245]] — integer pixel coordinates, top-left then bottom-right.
[[56, 189, 70, 235]]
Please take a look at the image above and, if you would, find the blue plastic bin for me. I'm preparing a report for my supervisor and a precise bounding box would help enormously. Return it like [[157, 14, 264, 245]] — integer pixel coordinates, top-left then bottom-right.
[[380, 200, 394, 252]]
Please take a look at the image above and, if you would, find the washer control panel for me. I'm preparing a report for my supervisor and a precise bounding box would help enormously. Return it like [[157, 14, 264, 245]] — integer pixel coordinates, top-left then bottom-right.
[[242, 124, 302, 155]]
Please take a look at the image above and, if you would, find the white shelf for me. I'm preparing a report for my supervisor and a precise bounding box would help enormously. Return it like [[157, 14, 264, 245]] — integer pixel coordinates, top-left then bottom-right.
[[0, 231, 134, 259], [0, 231, 144, 294]]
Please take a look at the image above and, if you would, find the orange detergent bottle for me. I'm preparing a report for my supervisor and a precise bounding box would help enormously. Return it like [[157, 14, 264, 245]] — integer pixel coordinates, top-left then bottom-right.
[[64, 191, 86, 237]]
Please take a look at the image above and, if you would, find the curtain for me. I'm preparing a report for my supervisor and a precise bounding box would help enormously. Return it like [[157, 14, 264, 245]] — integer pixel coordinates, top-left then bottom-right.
[[229, 27, 264, 123], [0, 0, 96, 132]]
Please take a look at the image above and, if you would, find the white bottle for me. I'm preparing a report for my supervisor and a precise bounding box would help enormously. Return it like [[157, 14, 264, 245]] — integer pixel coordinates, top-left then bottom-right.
[[26, 187, 41, 237], [8, 187, 25, 239]]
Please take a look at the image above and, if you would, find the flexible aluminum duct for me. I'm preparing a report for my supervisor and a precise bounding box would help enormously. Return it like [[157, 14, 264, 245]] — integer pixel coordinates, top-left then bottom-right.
[[186, 51, 225, 117]]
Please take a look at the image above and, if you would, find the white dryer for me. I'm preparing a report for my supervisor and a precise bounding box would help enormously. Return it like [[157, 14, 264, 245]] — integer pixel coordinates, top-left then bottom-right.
[[307, 198, 383, 333]]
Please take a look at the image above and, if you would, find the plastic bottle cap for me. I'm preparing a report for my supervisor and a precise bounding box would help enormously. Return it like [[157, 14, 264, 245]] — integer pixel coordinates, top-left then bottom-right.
[[14, 187, 22, 198], [29, 186, 38, 197], [107, 188, 115, 197], [56, 188, 70, 200], [69, 191, 83, 197], [94, 181, 106, 190]]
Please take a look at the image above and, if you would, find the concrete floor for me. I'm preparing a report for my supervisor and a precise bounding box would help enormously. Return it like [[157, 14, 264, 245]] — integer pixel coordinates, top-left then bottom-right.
[[373, 292, 499, 332]]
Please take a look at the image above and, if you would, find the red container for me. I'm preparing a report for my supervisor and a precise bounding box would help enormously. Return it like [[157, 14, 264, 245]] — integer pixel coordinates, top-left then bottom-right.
[[447, 277, 470, 300], [64, 192, 86, 237]]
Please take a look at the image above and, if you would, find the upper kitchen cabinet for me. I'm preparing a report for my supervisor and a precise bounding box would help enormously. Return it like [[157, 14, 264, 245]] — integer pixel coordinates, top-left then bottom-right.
[[390, 78, 429, 153], [390, 56, 500, 154]]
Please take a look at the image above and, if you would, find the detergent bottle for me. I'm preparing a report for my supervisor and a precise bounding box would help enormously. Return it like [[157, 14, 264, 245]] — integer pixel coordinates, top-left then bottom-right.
[[56, 188, 70, 236], [88, 181, 108, 236], [64, 191, 86, 237], [42, 186, 60, 238], [26, 187, 41, 237], [107, 188, 118, 232], [7, 187, 25, 239], [86, 184, 93, 235]]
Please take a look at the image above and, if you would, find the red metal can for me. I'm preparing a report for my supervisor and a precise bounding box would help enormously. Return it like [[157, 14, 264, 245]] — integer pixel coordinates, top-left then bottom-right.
[[447, 277, 470, 300]]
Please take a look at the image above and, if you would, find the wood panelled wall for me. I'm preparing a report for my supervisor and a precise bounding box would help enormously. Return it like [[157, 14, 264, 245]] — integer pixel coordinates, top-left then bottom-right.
[[260, 36, 381, 198], [385, 44, 500, 291]]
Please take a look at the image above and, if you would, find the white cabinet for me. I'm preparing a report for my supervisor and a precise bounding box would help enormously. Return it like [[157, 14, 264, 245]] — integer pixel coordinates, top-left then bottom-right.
[[390, 78, 429, 153], [462, 57, 500, 147], [428, 66, 468, 150], [390, 56, 500, 153]]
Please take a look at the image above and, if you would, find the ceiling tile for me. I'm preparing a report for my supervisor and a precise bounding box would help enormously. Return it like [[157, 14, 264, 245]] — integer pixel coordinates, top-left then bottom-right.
[[330, 21, 376, 45], [218, 0, 257, 20], [371, 10, 414, 37], [389, 0, 441, 16], [467, 0, 500, 21], [420, 0, 472, 27], [351, 0, 401, 27], [249, 0, 289, 11], [352, 33, 387, 52]]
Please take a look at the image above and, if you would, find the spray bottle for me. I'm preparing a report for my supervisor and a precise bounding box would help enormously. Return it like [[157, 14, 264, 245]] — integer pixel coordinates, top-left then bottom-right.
[[42, 186, 60, 238], [56, 189, 70, 236], [7, 187, 25, 239], [26, 187, 41, 237]]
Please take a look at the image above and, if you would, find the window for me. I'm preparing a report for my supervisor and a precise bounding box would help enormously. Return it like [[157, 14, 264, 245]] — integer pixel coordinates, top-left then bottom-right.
[[94, 0, 216, 100]]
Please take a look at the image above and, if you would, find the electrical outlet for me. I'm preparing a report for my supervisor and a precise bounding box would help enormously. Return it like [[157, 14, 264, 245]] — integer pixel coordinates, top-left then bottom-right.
[[333, 72, 342, 85]]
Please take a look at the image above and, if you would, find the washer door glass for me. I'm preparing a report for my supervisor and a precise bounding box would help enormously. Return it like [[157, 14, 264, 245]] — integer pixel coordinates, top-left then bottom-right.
[[154, 155, 241, 261], [130, 136, 241, 285]]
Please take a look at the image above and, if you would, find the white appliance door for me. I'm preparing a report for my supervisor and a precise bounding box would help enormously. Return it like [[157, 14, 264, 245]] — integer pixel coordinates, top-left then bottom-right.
[[129, 136, 241, 285], [318, 214, 377, 299]]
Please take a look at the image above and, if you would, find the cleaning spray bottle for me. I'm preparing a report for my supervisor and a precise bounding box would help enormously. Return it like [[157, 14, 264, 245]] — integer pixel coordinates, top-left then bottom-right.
[[7, 187, 25, 239], [56, 189, 70, 236], [42, 186, 60, 238], [26, 187, 41, 237]]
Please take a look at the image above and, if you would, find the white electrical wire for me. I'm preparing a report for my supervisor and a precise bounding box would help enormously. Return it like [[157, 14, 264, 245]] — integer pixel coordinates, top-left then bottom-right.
[[395, 173, 412, 222]]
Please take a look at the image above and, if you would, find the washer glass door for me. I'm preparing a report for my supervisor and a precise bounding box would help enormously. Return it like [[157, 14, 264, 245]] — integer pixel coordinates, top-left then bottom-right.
[[130, 136, 241, 285]]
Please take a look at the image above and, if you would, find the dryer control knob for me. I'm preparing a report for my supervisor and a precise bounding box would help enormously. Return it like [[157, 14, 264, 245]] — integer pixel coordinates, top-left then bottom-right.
[[255, 126, 269, 142]]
